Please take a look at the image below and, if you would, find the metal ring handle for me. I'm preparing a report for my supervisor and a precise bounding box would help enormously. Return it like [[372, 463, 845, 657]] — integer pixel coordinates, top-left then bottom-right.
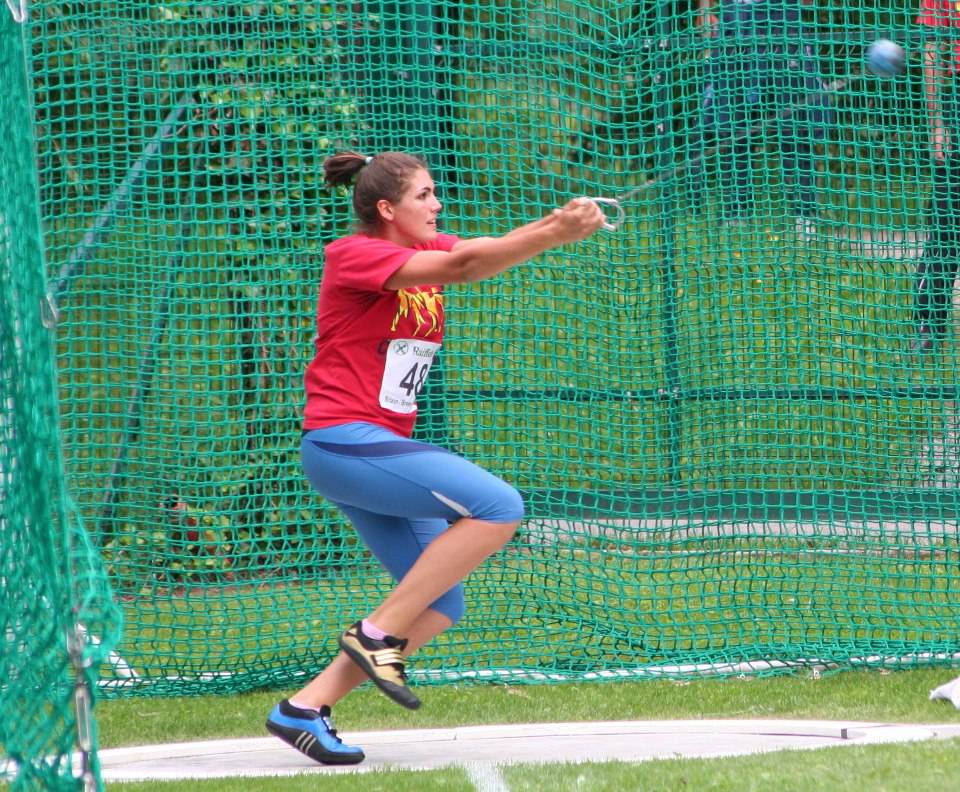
[[588, 197, 626, 232], [6, 0, 28, 23]]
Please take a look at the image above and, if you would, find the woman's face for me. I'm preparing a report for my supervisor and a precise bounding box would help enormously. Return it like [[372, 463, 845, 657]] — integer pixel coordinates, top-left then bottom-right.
[[376, 168, 443, 246]]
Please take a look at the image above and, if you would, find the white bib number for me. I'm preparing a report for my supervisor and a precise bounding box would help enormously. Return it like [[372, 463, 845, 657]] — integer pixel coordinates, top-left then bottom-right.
[[379, 339, 440, 414]]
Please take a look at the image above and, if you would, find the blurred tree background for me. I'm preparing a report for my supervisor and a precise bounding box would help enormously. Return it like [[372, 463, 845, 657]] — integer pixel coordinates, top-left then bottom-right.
[[28, 0, 930, 592]]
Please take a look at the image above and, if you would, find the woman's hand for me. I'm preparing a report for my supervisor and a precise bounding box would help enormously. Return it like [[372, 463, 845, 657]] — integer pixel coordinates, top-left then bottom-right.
[[550, 197, 607, 244]]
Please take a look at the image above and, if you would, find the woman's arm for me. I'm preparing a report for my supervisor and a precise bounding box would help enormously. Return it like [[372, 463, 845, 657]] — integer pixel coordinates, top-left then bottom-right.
[[384, 198, 605, 290], [449, 213, 558, 254]]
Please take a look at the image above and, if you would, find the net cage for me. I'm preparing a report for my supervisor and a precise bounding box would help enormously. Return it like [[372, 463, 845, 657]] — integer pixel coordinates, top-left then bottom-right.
[[5, 0, 960, 779], [1, 4, 120, 791]]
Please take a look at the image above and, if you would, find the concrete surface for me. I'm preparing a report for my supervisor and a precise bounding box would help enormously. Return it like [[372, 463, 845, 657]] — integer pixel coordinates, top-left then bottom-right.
[[98, 719, 960, 782]]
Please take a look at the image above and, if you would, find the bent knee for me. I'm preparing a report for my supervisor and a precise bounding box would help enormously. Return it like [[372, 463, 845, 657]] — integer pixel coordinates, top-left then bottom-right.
[[477, 482, 524, 524], [502, 485, 525, 522]]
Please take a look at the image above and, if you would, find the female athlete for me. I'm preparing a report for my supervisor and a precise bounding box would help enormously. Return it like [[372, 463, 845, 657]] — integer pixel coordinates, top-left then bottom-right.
[[266, 151, 606, 764]]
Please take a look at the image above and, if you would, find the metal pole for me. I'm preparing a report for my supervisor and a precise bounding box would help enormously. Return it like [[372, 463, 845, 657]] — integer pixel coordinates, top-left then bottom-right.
[[49, 92, 195, 307], [653, 9, 682, 485]]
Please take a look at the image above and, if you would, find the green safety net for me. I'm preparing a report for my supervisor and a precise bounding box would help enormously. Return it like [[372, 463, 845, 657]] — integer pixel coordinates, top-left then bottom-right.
[[1, 4, 121, 791], [19, 0, 959, 700]]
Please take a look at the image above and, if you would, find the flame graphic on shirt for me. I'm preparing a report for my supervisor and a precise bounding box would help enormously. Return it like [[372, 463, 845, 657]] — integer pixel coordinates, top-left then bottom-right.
[[392, 288, 443, 336]]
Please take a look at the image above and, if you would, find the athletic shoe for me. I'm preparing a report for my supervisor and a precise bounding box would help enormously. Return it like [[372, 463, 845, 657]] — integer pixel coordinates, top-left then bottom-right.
[[266, 700, 364, 765], [338, 621, 421, 710]]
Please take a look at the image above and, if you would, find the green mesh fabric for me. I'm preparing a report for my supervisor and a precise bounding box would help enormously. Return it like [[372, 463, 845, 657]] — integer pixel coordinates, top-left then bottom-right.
[[1, 5, 120, 791], [22, 0, 959, 699]]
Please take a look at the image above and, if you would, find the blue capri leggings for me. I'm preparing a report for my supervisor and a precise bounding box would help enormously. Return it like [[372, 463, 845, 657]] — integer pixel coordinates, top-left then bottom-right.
[[300, 422, 525, 625]]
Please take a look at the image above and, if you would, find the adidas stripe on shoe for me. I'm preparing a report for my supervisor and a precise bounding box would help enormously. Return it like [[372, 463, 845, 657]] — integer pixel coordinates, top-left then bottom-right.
[[338, 621, 421, 710], [266, 700, 364, 765]]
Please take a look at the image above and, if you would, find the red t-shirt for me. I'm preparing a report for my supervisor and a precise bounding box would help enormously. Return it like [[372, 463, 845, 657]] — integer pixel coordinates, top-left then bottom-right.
[[303, 232, 460, 437], [918, 0, 960, 71]]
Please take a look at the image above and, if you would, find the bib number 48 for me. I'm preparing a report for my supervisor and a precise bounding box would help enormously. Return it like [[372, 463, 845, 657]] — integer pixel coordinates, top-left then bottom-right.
[[398, 361, 430, 397], [379, 339, 440, 414]]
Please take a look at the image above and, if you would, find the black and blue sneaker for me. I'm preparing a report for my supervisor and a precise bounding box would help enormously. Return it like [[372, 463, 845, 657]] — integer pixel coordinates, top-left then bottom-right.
[[266, 699, 364, 765]]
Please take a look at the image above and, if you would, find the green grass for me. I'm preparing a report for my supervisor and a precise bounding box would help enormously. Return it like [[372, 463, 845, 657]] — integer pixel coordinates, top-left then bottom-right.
[[98, 670, 960, 790], [503, 740, 960, 792]]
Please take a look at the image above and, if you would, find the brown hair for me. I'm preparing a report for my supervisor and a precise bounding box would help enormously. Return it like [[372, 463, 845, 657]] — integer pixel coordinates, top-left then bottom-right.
[[323, 151, 429, 232]]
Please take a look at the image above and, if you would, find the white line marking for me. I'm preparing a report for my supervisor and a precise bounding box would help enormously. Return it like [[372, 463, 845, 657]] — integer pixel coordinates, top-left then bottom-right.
[[465, 762, 510, 792]]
